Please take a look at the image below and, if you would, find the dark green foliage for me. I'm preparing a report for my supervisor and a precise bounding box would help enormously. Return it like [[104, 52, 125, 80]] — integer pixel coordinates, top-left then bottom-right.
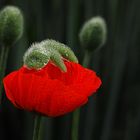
[[0, 6, 23, 46]]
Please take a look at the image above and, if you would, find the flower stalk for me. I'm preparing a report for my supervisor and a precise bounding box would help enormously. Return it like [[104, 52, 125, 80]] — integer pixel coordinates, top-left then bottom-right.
[[0, 46, 9, 102], [71, 108, 80, 140], [33, 114, 42, 140], [82, 50, 91, 68]]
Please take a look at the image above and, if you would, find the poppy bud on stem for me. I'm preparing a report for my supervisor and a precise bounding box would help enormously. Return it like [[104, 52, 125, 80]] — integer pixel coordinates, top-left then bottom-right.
[[0, 6, 23, 103], [72, 16, 107, 140], [79, 16, 107, 51]]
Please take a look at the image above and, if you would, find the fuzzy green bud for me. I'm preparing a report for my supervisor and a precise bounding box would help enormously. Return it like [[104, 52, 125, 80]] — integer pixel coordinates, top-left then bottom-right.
[[0, 6, 24, 46], [23, 39, 78, 72], [79, 16, 107, 51]]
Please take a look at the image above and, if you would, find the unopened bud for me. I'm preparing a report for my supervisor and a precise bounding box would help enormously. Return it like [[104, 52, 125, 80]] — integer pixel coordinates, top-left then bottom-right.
[[0, 6, 24, 46], [79, 16, 107, 51]]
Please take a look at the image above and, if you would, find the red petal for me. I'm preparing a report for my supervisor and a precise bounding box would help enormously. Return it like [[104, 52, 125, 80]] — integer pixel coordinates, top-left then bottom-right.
[[35, 80, 88, 116], [45, 61, 101, 96], [3, 71, 19, 108]]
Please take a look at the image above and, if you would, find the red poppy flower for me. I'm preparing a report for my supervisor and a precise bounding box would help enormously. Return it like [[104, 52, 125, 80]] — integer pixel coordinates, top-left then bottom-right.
[[3, 61, 101, 117]]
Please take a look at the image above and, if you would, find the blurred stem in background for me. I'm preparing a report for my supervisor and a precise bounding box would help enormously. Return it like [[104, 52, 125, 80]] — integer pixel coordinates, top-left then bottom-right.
[[0, 46, 9, 102], [67, 0, 81, 50], [82, 51, 91, 67], [100, 41, 127, 140], [100, 0, 137, 139], [33, 115, 43, 140]]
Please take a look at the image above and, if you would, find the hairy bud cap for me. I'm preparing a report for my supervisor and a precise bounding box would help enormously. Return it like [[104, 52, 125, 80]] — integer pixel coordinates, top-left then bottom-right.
[[79, 16, 107, 51], [0, 6, 24, 46], [24, 39, 78, 72]]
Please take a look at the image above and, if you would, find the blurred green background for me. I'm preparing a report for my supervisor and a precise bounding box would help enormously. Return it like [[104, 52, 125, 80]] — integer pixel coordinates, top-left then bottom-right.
[[0, 0, 140, 140]]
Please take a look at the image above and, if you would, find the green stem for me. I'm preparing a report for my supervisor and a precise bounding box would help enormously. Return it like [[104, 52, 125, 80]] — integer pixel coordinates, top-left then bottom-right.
[[71, 50, 91, 140], [82, 50, 91, 68], [0, 47, 4, 67], [0, 46, 9, 103], [71, 109, 80, 140], [33, 114, 42, 140]]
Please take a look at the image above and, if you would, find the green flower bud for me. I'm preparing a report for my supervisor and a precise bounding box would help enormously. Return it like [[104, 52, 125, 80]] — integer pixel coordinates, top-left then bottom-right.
[[0, 6, 24, 46], [79, 16, 107, 51], [23, 39, 78, 72]]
